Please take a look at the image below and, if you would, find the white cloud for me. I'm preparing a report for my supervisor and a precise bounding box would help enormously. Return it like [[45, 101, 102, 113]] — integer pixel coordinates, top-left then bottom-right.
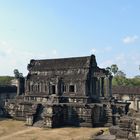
[[100, 60, 114, 68], [90, 48, 97, 54], [98, 53, 140, 77], [122, 35, 138, 44], [0, 40, 61, 76], [90, 46, 112, 55], [99, 53, 127, 71]]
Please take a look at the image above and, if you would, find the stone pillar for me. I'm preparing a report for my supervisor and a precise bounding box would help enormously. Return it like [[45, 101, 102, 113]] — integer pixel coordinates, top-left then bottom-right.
[[101, 77, 104, 97], [56, 85, 58, 95], [39, 83, 42, 93], [97, 77, 101, 97], [17, 77, 25, 96], [104, 76, 109, 98], [109, 76, 113, 97], [25, 79, 29, 95], [134, 97, 138, 111]]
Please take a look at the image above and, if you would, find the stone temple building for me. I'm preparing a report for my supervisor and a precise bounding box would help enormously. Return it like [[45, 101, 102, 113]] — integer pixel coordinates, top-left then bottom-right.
[[5, 55, 129, 128], [0, 85, 17, 116], [113, 86, 140, 111]]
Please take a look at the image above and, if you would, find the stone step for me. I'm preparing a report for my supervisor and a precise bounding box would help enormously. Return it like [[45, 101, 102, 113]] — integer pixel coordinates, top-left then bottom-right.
[[33, 120, 44, 127]]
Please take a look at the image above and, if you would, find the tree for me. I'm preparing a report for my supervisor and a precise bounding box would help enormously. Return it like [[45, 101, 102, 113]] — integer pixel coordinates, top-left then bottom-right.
[[14, 69, 20, 78], [110, 64, 118, 76], [106, 64, 118, 76], [14, 69, 23, 79], [106, 67, 112, 75], [0, 76, 14, 85], [116, 70, 126, 77]]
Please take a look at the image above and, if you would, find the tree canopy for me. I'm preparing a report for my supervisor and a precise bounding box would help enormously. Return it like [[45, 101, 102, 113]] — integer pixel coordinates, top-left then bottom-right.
[[106, 64, 140, 87], [14, 69, 23, 79], [0, 76, 14, 85]]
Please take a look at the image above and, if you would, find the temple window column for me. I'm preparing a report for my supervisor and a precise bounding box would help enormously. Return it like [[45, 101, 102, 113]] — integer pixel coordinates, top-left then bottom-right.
[[56, 85, 58, 95], [45, 83, 47, 92], [43, 83, 46, 92], [41, 82, 44, 92], [37, 83, 39, 92], [101, 77, 104, 97], [39, 83, 42, 92]]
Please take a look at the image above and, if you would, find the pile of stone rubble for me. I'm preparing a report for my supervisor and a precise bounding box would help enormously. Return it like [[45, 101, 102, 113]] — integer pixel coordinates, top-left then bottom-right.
[[93, 111, 140, 140]]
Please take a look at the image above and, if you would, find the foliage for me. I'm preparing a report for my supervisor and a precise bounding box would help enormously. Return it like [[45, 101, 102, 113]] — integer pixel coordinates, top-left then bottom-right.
[[107, 64, 140, 86], [115, 70, 126, 77], [112, 76, 140, 86], [0, 76, 14, 85], [14, 69, 23, 79], [106, 64, 119, 76], [110, 64, 118, 76]]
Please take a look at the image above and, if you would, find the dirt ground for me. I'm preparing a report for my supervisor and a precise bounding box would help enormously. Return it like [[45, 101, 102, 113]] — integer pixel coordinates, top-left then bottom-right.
[[0, 119, 108, 140]]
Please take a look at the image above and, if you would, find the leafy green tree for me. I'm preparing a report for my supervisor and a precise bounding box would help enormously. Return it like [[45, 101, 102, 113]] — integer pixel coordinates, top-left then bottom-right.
[[106, 67, 112, 75], [14, 69, 23, 79], [115, 70, 126, 77], [0, 76, 14, 85], [106, 64, 119, 76], [106, 63, 140, 87], [14, 69, 20, 78], [110, 64, 118, 76]]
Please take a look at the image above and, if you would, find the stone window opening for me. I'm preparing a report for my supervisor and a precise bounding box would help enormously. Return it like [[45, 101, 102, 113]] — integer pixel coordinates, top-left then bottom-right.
[[51, 85, 56, 94], [69, 85, 75, 92]]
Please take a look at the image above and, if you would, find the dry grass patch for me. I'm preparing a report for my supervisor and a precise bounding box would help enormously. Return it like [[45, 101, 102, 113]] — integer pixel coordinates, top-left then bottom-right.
[[0, 118, 26, 137], [0, 119, 108, 140]]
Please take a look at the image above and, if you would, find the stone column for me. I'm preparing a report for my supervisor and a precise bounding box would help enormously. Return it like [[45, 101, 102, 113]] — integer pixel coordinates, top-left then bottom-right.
[[25, 80, 29, 95], [97, 77, 101, 97], [17, 77, 25, 96], [17, 79, 20, 96], [104, 76, 109, 98], [109, 76, 113, 97], [101, 77, 104, 97], [56, 85, 58, 95]]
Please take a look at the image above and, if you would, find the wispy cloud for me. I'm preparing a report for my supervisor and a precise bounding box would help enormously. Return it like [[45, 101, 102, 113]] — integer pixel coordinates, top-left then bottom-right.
[[122, 35, 138, 44], [99, 52, 140, 77], [90, 46, 112, 55], [90, 48, 97, 54], [0, 40, 58, 76]]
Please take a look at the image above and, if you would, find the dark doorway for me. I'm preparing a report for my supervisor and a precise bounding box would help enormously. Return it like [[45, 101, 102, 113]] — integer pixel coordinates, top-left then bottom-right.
[[52, 85, 56, 94]]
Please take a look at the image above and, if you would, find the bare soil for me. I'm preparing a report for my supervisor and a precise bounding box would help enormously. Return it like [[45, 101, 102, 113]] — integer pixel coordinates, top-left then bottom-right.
[[0, 119, 108, 140]]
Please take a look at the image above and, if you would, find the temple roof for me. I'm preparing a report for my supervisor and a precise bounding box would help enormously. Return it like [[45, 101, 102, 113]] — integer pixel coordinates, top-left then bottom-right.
[[112, 86, 140, 95], [28, 55, 97, 71]]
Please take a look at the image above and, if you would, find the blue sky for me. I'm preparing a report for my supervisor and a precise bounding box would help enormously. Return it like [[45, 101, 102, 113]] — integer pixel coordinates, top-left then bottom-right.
[[0, 0, 140, 77]]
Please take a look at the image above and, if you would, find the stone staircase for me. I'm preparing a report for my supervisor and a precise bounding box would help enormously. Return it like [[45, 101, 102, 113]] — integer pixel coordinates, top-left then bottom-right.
[[33, 104, 44, 127], [104, 106, 113, 127]]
